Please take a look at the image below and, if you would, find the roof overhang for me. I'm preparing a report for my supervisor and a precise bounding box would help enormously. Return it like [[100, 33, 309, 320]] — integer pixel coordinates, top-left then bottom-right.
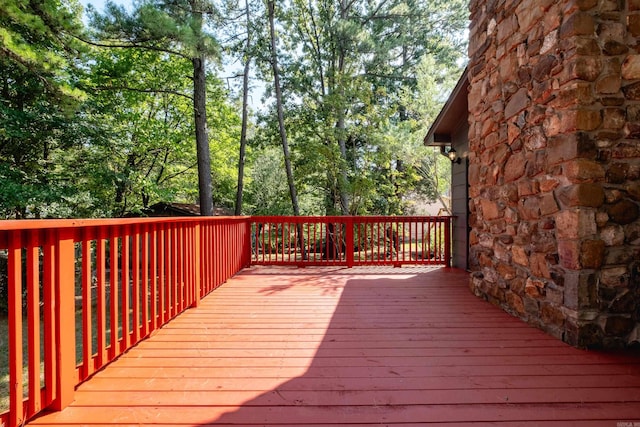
[[423, 68, 470, 147]]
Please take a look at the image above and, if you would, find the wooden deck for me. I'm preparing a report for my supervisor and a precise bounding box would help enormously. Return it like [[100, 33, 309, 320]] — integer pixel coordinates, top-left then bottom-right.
[[28, 266, 640, 426]]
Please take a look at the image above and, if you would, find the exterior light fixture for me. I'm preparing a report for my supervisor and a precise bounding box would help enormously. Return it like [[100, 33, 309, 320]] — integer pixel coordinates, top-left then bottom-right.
[[440, 145, 462, 164], [448, 147, 461, 164]]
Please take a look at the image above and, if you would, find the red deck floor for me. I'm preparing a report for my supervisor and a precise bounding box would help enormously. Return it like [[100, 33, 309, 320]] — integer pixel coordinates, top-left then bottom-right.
[[28, 266, 640, 426]]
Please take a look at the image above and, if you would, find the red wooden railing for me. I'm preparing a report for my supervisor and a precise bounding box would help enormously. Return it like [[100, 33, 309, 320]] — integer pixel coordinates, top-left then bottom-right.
[[0, 217, 251, 427], [1, 215, 450, 427], [251, 216, 452, 267]]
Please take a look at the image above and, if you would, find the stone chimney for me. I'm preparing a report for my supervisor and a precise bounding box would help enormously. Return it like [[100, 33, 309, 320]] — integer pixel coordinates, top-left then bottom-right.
[[468, 0, 640, 348]]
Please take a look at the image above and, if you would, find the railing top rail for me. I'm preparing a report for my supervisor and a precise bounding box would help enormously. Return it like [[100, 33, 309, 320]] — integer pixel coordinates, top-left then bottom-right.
[[252, 215, 455, 221], [0, 216, 251, 232], [0, 215, 453, 232]]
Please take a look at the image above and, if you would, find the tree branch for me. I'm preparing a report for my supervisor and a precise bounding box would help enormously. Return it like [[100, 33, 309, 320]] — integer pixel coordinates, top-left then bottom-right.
[[90, 85, 194, 101], [360, 0, 391, 26], [362, 72, 416, 83], [159, 162, 197, 183], [73, 34, 191, 60]]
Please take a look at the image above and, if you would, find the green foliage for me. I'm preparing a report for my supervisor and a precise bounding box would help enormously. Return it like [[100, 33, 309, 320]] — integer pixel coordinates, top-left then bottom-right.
[[244, 147, 291, 215], [88, 0, 220, 59], [79, 46, 240, 216], [208, 82, 243, 208], [0, 0, 85, 99], [250, 0, 468, 215], [0, 0, 93, 218], [88, 0, 228, 215], [0, 0, 468, 219]]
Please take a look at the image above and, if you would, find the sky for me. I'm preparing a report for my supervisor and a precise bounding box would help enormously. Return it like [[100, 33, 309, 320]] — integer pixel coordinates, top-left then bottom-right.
[[79, 0, 131, 14]]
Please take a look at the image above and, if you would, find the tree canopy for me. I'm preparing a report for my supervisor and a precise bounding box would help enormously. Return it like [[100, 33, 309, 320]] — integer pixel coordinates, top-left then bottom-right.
[[0, 0, 468, 219]]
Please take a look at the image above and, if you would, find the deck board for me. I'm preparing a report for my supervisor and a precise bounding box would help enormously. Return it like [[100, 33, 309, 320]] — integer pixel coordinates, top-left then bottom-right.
[[28, 266, 640, 426]]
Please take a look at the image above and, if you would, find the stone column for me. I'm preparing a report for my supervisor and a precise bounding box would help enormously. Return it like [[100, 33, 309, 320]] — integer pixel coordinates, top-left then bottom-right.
[[468, 0, 640, 348]]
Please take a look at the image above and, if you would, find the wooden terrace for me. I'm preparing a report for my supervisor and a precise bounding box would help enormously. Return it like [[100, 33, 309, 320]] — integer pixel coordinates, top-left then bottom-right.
[[1, 217, 639, 426]]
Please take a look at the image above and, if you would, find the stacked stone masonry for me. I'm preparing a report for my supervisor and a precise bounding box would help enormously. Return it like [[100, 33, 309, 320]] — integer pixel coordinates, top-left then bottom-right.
[[468, 0, 640, 348]]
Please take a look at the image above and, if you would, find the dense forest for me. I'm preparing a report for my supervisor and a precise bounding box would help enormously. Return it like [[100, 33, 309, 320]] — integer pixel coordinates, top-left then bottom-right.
[[0, 0, 468, 219]]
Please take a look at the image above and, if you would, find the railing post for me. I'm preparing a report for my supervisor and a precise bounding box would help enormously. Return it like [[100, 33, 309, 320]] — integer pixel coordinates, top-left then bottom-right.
[[345, 217, 354, 268], [52, 229, 76, 411], [193, 223, 201, 307], [444, 217, 452, 268]]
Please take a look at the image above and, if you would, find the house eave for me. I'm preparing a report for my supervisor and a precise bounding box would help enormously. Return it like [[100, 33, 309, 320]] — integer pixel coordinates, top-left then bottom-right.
[[423, 68, 470, 147]]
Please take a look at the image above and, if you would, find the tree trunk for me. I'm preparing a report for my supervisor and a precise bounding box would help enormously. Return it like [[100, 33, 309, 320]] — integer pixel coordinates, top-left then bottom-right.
[[335, 0, 350, 216], [267, 0, 299, 216], [392, 158, 404, 214], [234, 0, 251, 216], [267, 0, 306, 260], [193, 55, 214, 216], [190, 2, 213, 217], [336, 116, 350, 215], [392, 46, 410, 212]]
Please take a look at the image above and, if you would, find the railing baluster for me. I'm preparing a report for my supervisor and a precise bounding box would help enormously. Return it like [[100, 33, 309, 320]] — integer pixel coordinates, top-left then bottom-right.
[[27, 238, 41, 416], [376, 221, 381, 263], [263, 221, 267, 264], [212, 222, 217, 289], [170, 224, 176, 316], [220, 221, 225, 286], [184, 224, 190, 307], [175, 224, 180, 313], [358, 222, 363, 263], [401, 220, 405, 263], [43, 230, 56, 408], [183, 224, 189, 307], [213, 222, 219, 289], [178, 224, 184, 311], [288, 222, 292, 263], [163, 225, 170, 319], [362, 223, 367, 263], [189, 223, 194, 305], [141, 225, 149, 338], [425, 218, 430, 261], [81, 230, 93, 379], [224, 222, 230, 281], [8, 230, 24, 427], [159, 224, 166, 325], [218, 222, 223, 283], [437, 217, 442, 262], [193, 223, 201, 307], [308, 220, 311, 261], [121, 227, 130, 352], [131, 225, 140, 344], [202, 223, 208, 294], [150, 226, 158, 332], [312, 222, 317, 262], [167, 224, 174, 318], [109, 230, 119, 360], [181, 224, 193, 310], [208, 222, 212, 288], [96, 230, 107, 367]]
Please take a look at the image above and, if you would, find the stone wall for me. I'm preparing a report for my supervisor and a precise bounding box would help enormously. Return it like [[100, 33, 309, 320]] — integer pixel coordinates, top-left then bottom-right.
[[467, 0, 640, 348]]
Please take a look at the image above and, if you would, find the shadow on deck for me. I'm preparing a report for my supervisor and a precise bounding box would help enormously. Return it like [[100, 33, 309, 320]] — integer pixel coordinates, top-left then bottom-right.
[[28, 267, 640, 426]]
